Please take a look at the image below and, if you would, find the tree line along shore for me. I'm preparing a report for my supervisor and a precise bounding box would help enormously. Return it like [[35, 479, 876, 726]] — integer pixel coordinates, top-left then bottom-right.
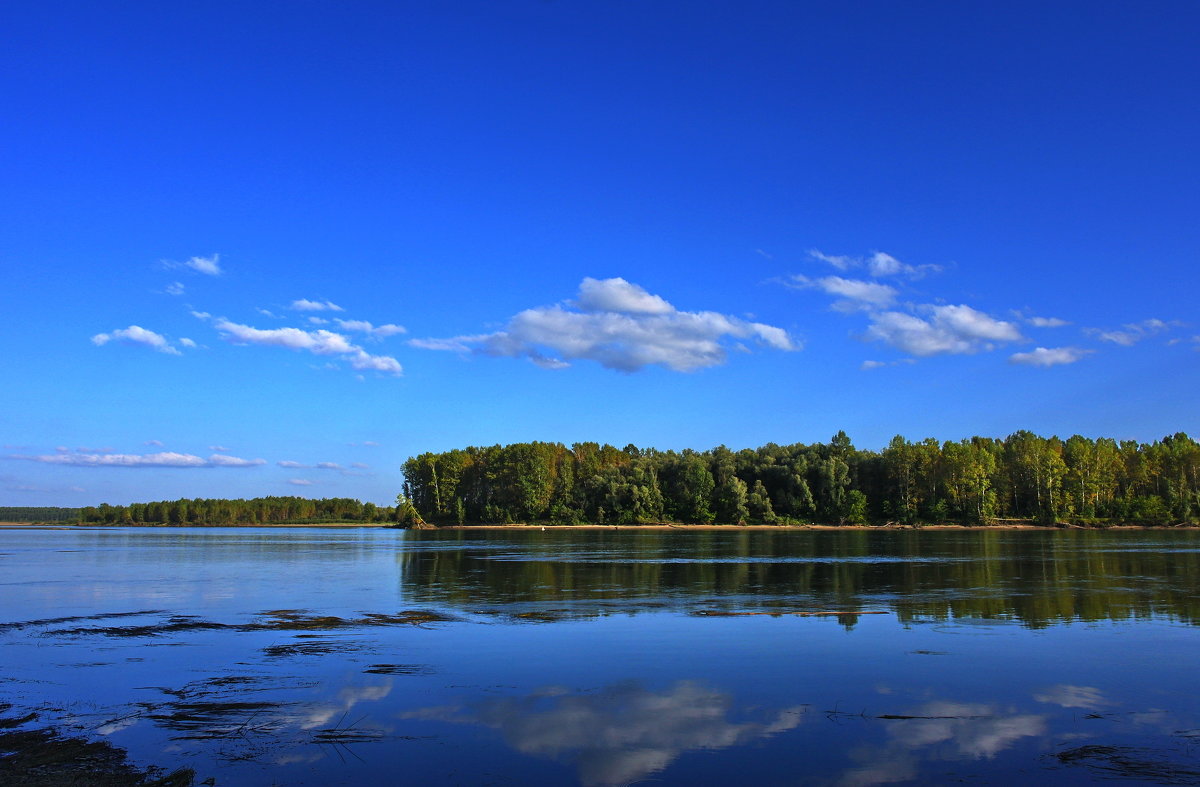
[[11, 431, 1199, 528], [400, 431, 1197, 527]]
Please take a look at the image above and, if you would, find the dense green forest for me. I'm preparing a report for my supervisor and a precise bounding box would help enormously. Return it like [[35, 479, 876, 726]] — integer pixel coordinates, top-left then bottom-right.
[[401, 431, 1200, 527], [76, 496, 395, 525], [0, 506, 80, 523]]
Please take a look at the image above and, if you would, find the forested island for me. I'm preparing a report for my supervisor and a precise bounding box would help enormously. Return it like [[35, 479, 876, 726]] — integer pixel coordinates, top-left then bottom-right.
[[52, 431, 1200, 528], [73, 497, 395, 526], [400, 431, 1200, 527]]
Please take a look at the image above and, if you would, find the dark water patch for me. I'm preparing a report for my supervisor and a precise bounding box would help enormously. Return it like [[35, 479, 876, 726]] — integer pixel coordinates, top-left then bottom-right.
[[246, 609, 458, 631], [690, 609, 889, 618], [0, 719, 195, 786], [45, 616, 229, 638], [146, 700, 287, 740], [1053, 744, 1200, 783], [363, 664, 433, 675], [261, 638, 368, 658], [0, 610, 168, 633]]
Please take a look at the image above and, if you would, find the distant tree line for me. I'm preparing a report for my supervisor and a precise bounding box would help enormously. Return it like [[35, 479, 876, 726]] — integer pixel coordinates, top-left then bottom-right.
[[0, 506, 81, 523], [400, 432, 1200, 526], [76, 496, 396, 525]]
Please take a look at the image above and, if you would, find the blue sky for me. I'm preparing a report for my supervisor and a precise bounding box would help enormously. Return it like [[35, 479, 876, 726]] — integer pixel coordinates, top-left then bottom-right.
[[2, 1, 1197, 507]]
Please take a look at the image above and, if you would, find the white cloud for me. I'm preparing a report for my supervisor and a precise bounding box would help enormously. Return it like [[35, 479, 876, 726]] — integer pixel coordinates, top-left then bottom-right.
[[165, 281, 186, 296], [1028, 316, 1070, 328], [575, 276, 674, 315], [809, 249, 941, 279], [278, 461, 310, 468], [215, 320, 356, 353], [8, 451, 264, 468], [178, 337, 197, 348], [307, 316, 329, 325], [185, 254, 221, 275], [91, 325, 181, 355], [866, 305, 1023, 357], [144, 440, 164, 447], [1092, 318, 1175, 346], [212, 319, 403, 376], [350, 462, 370, 469], [860, 359, 915, 371], [316, 462, 342, 470], [289, 299, 344, 312], [335, 319, 407, 338], [412, 277, 795, 373], [207, 454, 267, 467], [347, 349, 404, 375], [191, 310, 211, 320], [288, 478, 315, 486], [165, 254, 222, 276], [1009, 346, 1092, 367], [790, 275, 898, 307], [209, 445, 229, 452]]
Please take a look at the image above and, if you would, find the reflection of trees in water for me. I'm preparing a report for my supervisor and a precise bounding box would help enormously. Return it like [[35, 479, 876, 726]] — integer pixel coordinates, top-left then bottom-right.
[[401, 681, 805, 787], [398, 530, 1200, 627]]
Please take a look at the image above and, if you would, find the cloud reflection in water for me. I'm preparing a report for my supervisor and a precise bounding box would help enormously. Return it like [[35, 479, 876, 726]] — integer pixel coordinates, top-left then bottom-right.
[[402, 680, 805, 786]]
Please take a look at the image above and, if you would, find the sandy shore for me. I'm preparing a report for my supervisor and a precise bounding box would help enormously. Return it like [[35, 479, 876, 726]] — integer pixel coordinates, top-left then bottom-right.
[[432, 522, 1191, 531], [0, 521, 393, 528], [1, 521, 1190, 530]]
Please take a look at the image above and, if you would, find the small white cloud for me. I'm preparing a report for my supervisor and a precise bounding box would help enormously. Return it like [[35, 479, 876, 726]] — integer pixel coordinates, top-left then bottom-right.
[[209, 445, 229, 452], [256, 308, 278, 318], [1091, 318, 1176, 346], [215, 320, 356, 354], [277, 460, 310, 468], [8, 451, 263, 468], [191, 311, 212, 321], [206, 454, 266, 467], [185, 254, 221, 275], [307, 316, 329, 325], [144, 440, 164, 447], [1009, 346, 1092, 367], [335, 319, 407, 338], [289, 299, 344, 312], [789, 275, 898, 307], [212, 320, 402, 377], [867, 305, 1023, 357], [1028, 316, 1070, 328], [316, 462, 342, 470], [165, 281, 186, 296], [413, 277, 795, 373], [288, 478, 315, 486], [165, 254, 221, 276], [350, 462, 370, 469], [809, 249, 940, 279], [179, 337, 197, 348], [91, 325, 181, 355], [861, 360, 887, 370], [808, 249, 856, 270], [347, 350, 404, 375]]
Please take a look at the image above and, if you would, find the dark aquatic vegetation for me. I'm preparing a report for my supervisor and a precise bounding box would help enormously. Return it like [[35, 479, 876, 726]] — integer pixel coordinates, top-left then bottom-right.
[[1054, 744, 1200, 784], [1, 526, 1200, 785]]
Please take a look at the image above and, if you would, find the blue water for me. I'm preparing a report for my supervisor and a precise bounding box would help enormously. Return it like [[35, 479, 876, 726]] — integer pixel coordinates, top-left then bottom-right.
[[1, 526, 1198, 785]]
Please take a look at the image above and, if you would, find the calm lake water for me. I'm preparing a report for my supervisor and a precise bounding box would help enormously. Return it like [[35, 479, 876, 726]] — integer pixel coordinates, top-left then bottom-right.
[[2, 527, 1199, 785]]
